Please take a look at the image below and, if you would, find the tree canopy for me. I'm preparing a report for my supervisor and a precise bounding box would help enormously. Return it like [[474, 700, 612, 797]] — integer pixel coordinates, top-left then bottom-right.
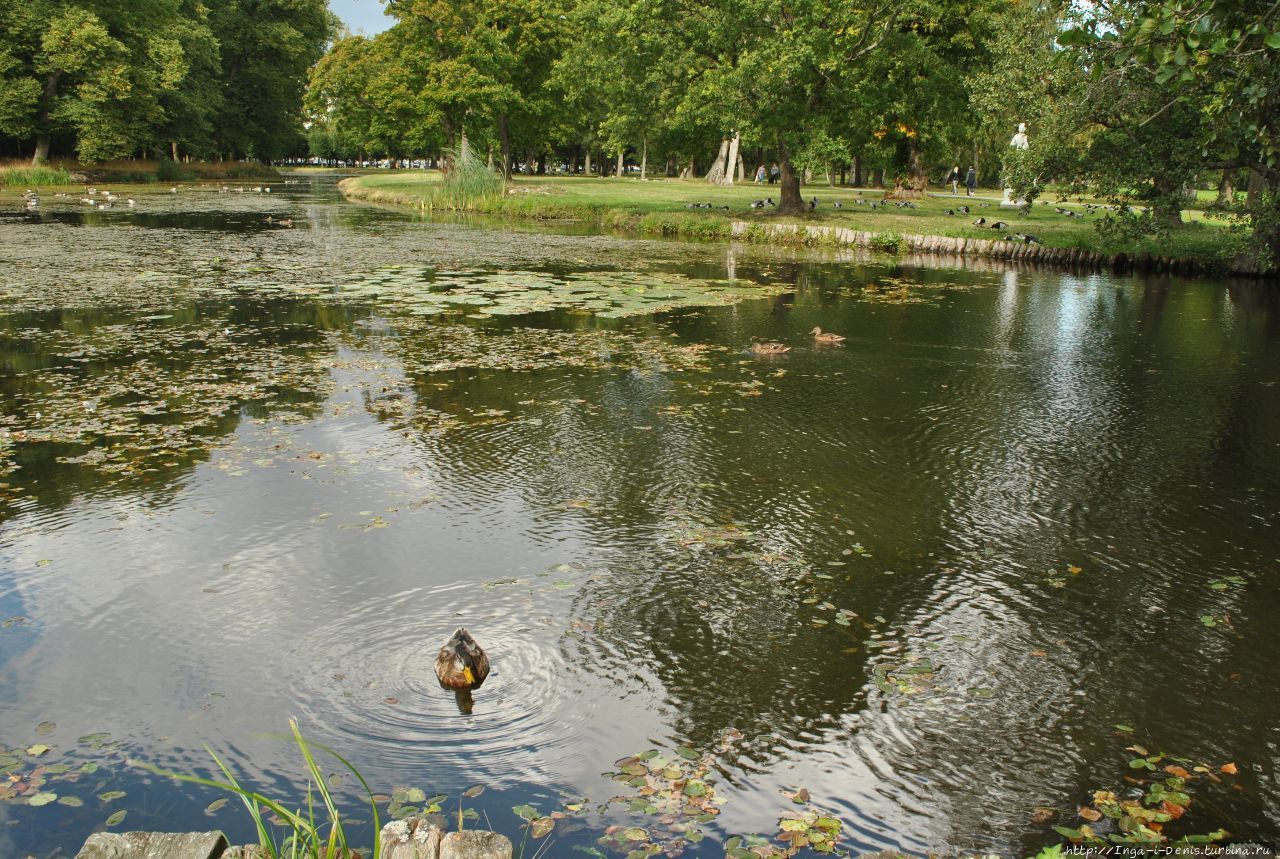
[[0, 0, 334, 163]]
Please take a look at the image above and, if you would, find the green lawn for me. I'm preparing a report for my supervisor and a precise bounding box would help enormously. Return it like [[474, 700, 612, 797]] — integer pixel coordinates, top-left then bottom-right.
[[343, 172, 1247, 267]]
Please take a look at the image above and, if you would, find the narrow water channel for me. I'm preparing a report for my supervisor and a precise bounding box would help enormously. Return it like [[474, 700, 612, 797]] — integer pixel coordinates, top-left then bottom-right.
[[0, 176, 1276, 857]]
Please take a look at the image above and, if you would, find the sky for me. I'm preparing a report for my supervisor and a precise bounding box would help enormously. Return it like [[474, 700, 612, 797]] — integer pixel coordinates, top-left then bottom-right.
[[329, 0, 393, 35]]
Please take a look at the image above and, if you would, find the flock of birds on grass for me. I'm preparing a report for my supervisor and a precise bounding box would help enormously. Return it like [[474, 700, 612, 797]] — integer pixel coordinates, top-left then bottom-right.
[[677, 191, 1130, 247]]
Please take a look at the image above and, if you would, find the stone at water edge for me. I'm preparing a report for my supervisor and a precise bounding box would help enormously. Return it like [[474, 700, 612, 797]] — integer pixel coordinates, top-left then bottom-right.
[[381, 817, 444, 859], [75, 831, 227, 859], [440, 829, 514, 859]]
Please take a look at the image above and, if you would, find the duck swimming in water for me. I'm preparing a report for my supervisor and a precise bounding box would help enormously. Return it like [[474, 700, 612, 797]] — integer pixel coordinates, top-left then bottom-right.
[[810, 327, 846, 343], [435, 628, 490, 691]]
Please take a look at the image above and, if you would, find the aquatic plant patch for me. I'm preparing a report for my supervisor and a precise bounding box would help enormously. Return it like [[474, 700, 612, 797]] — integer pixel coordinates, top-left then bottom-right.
[[315, 267, 791, 319]]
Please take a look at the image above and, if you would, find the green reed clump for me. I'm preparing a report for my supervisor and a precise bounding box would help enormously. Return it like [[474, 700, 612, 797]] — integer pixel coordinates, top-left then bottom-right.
[[431, 146, 504, 211], [0, 163, 72, 186], [869, 231, 906, 254], [140, 719, 380, 859]]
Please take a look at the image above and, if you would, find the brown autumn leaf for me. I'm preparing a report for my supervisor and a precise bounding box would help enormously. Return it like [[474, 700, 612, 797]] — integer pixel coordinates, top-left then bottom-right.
[[1030, 650, 1047, 657], [1220, 762, 1238, 775], [1161, 801, 1186, 820], [1164, 765, 1191, 779], [1030, 807, 1054, 824], [1078, 806, 1102, 822]]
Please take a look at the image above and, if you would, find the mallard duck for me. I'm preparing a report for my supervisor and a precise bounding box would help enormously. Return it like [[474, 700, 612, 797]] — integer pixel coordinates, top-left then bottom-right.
[[750, 342, 791, 355], [810, 327, 846, 343], [435, 628, 489, 690]]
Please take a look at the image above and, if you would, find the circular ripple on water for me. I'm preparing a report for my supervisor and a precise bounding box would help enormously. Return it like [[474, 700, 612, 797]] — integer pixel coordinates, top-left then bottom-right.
[[287, 581, 598, 785]]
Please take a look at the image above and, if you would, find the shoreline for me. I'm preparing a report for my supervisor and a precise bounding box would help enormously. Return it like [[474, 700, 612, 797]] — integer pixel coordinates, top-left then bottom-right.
[[338, 176, 1273, 279]]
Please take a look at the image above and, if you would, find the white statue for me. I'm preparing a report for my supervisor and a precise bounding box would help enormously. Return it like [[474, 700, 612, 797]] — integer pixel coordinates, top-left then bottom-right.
[[1010, 122, 1029, 151], [1002, 122, 1030, 207]]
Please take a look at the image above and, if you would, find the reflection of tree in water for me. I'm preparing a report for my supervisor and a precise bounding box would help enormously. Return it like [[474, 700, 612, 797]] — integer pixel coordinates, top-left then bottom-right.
[[0, 297, 361, 516], [362, 278, 1280, 853]]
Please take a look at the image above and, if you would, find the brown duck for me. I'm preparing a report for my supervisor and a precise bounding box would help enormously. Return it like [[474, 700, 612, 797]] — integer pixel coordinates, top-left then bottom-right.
[[810, 327, 846, 343], [435, 628, 490, 691]]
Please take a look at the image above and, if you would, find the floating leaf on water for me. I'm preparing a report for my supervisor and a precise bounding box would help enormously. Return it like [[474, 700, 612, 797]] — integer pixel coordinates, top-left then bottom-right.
[[106, 810, 127, 826], [26, 744, 50, 757], [28, 791, 57, 806], [79, 733, 112, 749], [206, 798, 228, 813], [531, 816, 555, 838], [462, 784, 485, 798], [44, 763, 70, 774], [58, 795, 84, 807], [405, 788, 426, 803], [675, 746, 698, 760], [98, 790, 127, 802], [623, 827, 649, 841], [513, 804, 538, 821], [35, 721, 56, 736]]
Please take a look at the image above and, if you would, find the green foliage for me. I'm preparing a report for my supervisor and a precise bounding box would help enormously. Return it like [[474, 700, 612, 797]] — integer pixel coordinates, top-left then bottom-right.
[[155, 157, 191, 182], [869, 232, 905, 254], [432, 145, 505, 210], [139, 719, 381, 859], [0, 163, 71, 185], [1001, 147, 1043, 211]]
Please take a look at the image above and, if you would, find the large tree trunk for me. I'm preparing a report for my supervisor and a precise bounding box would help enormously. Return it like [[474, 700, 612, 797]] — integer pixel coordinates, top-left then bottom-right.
[[584, 147, 591, 176], [1152, 174, 1184, 227], [32, 71, 61, 165], [907, 139, 926, 181], [720, 132, 741, 186], [616, 148, 624, 177], [497, 114, 512, 180], [1245, 167, 1264, 210], [853, 155, 863, 187], [736, 151, 745, 181], [640, 135, 648, 180], [705, 137, 730, 183], [776, 147, 804, 214], [459, 127, 470, 164], [1216, 169, 1235, 206]]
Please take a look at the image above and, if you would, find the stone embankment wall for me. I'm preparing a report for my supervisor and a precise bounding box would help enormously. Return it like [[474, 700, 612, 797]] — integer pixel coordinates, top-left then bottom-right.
[[728, 221, 1269, 277], [74, 819, 512, 859]]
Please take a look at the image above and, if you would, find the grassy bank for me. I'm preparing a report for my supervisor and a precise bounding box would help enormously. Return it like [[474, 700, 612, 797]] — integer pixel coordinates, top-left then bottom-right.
[[341, 173, 1251, 271], [0, 158, 279, 186]]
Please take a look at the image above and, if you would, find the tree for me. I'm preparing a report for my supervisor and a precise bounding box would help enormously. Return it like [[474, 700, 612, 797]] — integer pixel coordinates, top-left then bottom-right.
[[0, 0, 194, 163], [1059, 0, 1280, 263], [209, 0, 334, 161]]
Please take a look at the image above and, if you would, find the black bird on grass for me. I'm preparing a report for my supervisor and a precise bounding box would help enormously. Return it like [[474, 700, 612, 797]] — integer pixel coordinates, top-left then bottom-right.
[[973, 217, 986, 226], [990, 221, 1009, 230]]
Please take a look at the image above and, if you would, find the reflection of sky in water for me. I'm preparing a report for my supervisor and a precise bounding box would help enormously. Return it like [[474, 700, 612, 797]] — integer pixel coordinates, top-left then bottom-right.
[[0, 179, 1278, 857]]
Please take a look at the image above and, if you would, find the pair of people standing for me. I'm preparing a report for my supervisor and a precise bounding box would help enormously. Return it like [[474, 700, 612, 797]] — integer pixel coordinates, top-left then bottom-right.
[[947, 165, 977, 196], [755, 164, 781, 184]]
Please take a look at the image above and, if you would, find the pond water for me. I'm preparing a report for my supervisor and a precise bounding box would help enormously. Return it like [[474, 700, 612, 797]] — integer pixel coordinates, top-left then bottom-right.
[[0, 176, 1277, 858]]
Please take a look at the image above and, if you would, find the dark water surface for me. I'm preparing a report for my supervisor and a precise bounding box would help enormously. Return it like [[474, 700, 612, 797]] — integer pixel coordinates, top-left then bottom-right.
[[0, 176, 1277, 857]]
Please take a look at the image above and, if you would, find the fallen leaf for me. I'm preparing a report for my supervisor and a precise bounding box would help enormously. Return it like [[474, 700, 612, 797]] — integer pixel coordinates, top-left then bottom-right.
[[1220, 762, 1238, 775], [1031, 807, 1054, 824], [1078, 806, 1102, 822]]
